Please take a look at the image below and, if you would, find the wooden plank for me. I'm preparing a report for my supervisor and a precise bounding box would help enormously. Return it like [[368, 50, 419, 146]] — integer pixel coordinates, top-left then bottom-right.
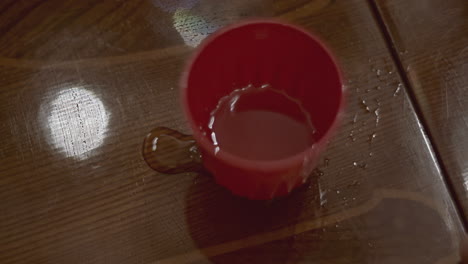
[[0, 0, 464, 263], [205, 191, 460, 263], [374, 0, 468, 220]]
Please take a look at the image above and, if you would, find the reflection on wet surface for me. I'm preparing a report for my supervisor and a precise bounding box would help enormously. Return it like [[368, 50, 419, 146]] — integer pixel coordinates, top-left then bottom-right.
[[142, 127, 202, 174], [170, 1, 270, 47], [172, 8, 219, 47], [41, 86, 109, 160]]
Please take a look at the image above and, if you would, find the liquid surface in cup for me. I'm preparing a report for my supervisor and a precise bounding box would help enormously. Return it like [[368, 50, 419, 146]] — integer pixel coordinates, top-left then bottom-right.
[[209, 85, 315, 161]]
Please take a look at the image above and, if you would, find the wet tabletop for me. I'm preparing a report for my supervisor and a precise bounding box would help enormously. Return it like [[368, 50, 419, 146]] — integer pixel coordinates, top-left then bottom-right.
[[0, 0, 466, 263], [375, 0, 468, 222]]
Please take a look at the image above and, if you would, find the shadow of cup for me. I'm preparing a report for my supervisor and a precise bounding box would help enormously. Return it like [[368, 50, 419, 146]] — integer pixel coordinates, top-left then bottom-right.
[[183, 170, 323, 263]]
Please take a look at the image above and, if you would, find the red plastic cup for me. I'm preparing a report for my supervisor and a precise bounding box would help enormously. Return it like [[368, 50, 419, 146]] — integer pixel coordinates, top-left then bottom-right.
[[181, 20, 344, 200]]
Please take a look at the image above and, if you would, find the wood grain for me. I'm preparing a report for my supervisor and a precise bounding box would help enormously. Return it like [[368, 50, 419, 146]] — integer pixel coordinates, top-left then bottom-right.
[[204, 190, 459, 263], [0, 0, 465, 263], [374, 0, 468, 220]]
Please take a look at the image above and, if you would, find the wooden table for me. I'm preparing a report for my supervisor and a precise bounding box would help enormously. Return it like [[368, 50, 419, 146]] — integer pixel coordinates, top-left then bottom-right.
[[1, 0, 467, 263], [375, 0, 468, 223]]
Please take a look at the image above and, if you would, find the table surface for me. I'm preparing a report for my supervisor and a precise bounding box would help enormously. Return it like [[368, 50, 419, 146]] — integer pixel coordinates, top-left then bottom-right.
[[375, 0, 468, 223], [1, 0, 467, 263]]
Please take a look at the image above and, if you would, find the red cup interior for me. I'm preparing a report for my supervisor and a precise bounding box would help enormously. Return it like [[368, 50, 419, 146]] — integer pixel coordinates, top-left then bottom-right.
[[183, 21, 343, 165]]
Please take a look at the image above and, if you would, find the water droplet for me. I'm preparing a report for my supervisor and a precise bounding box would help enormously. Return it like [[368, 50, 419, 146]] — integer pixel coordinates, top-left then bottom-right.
[[353, 161, 368, 169], [349, 130, 356, 142], [360, 98, 371, 112], [352, 113, 358, 124], [336, 190, 340, 194], [189, 145, 202, 163], [369, 132, 377, 143], [314, 168, 325, 177], [393, 83, 402, 97], [319, 185, 327, 207], [374, 108, 381, 127], [376, 69, 382, 76]]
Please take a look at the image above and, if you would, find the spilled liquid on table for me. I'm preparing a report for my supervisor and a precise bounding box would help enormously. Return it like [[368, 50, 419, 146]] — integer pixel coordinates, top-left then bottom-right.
[[142, 127, 202, 174]]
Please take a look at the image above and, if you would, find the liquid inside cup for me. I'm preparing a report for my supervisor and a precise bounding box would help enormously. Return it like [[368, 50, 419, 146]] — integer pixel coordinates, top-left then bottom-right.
[[208, 84, 316, 161]]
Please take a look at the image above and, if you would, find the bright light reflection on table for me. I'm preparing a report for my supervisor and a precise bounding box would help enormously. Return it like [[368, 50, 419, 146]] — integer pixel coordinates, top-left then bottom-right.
[[44, 86, 110, 160], [172, 8, 218, 47]]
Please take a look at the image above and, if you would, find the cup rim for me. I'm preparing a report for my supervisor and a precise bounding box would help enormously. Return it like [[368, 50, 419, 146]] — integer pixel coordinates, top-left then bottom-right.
[[180, 19, 346, 172]]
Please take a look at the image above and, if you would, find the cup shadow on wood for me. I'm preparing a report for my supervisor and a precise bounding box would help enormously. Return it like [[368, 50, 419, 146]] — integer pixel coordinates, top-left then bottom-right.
[[184, 170, 323, 263], [184, 171, 458, 263]]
